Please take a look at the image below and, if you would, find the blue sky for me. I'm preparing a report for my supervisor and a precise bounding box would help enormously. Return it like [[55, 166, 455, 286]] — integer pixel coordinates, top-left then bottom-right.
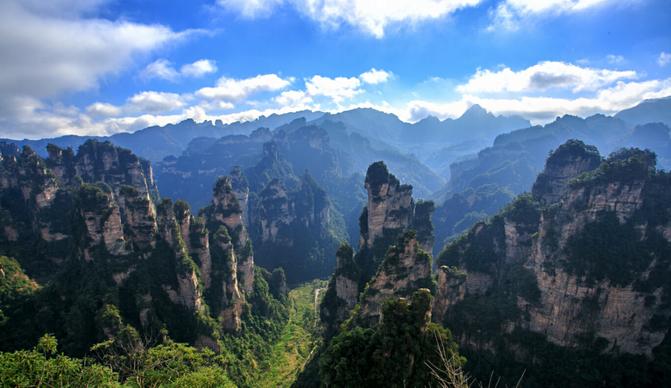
[[0, 0, 670, 138]]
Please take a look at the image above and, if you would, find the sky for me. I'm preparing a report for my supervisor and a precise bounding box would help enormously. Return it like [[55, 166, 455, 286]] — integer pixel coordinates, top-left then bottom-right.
[[0, 0, 670, 139]]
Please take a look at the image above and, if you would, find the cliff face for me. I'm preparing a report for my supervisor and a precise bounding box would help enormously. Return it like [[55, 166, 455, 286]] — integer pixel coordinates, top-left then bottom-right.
[[203, 175, 256, 320], [251, 170, 344, 284], [435, 140, 671, 377], [0, 140, 256, 352], [321, 161, 436, 334], [320, 244, 359, 336], [47, 140, 159, 198], [358, 162, 434, 278], [531, 139, 602, 205], [359, 232, 432, 323], [361, 161, 415, 250]]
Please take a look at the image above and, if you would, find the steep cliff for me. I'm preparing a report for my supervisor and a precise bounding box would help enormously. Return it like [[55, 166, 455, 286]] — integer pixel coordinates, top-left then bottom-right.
[[0, 140, 262, 354], [435, 140, 671, 386], [320, 161, 436, 334], [251, 172, 345, 284], [358, 231, 433, 324]]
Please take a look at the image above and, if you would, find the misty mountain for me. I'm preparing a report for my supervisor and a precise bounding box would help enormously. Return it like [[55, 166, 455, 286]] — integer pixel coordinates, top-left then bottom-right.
[[431, 105, 671, 253], [0, 110, 324, 162], [311, 105, 530, 179], [615, 96, 671, 127]]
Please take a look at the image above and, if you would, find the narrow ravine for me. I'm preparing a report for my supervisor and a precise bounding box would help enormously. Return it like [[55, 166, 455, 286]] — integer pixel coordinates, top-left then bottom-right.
[[253, 279, 328, 387]]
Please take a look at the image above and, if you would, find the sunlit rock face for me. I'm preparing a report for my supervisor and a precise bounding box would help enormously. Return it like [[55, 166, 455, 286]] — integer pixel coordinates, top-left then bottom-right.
[[0, 140, 256, 339], [436, 140, 671, 358], [320, 161, 436, 336], [359, 232, 433, 325]]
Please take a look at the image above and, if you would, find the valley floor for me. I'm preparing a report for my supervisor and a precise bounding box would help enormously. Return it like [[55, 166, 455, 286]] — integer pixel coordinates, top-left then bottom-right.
[[253, 280, 327, 387]]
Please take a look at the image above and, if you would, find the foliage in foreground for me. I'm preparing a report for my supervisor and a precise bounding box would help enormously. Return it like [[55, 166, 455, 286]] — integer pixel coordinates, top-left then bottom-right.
[[318, 289, 465, 387]]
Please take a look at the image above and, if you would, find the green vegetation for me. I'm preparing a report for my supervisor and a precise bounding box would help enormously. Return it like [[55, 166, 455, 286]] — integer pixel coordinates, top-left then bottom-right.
[[319, 290, 464, 387], [253, 280, 327, 387], [563, 211, 657, 286], [0, 335, 119, 387], [438, 215, 506, 274]]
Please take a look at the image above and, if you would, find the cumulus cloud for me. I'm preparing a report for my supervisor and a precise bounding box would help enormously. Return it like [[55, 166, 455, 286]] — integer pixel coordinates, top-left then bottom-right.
[[659, 52, 671, 67], [489, 0, 616, 31], [305, 75, 363, 103], [217, 0, 483, 38], [197, 74, 292, 101], [141, 59, 180, 81], [181, 59, 218, 77], [85, 102, 122, 118], [274, 90, 314, 107], [360, 68, 392, 84], [127, 91, 185, 113], [0, 0, 185, 100], [457, 61, 637, 94], [455, 78, 671, 123], [402, 100, 471, 122], [142, 58, 218, 81], [0, 0, 197, 138]]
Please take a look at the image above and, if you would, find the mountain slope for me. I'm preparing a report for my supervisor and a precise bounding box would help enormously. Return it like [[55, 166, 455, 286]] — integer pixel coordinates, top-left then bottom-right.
[[0, 140, 287, 356], [434, 140, 671, 387], [615, 96, 671, 127]]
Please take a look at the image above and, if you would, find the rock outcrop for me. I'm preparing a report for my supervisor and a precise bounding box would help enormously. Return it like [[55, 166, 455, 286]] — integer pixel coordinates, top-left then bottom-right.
[[531, 139, 602, 205], [321, 161, 436, 334], [320, 243, 359, 336], [360, 161, 415, 250], [435, 140, 671, 383], [251, 171, 344, 284], [204, 175, 255, 311], [0, 140, 257, 348], [359, 232, 432, 324]]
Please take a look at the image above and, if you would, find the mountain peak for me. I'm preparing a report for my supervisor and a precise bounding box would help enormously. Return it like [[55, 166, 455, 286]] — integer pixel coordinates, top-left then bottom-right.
[[460, 104, 489, 118]]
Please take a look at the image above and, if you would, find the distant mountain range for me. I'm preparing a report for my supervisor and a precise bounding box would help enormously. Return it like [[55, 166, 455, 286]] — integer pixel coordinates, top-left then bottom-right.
[[0, 110, 324, 162], [2, 96, 670, 258]]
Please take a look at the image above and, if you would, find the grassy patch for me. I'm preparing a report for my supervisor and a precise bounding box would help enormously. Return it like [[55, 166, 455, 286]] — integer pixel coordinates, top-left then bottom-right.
[[253, 279, 327, 387]]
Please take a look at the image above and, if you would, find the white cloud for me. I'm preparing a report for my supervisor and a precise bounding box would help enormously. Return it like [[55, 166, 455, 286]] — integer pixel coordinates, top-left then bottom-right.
[[127, 91, 185, 113], [199, 100, 236, 111], [0, 0, 185, 100], [197, 74, 292, 101], [659, 52, 671, 67], [402, 99, 471, 122], [218, 0, 483, 38], [141, 59, 180, 81], [360, 68, 392, 84], [489, 0, 617, 31], [142, 59, 218, 81], [274, 90, 314, 107], [181, 59, 218, 77], [86, 102, 122, 118], [305, 75, 362, 103], [457, 61, 637, 94], [458, 78, 671, 123], [0, 0, 199, 138]]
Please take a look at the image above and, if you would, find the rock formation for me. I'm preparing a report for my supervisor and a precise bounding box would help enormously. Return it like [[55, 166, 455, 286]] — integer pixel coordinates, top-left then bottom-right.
[[321, 161, 436, 333], [360, 161, 415, 250], [0, 140, 257, 350], [531, 139, 602, 205], [251, 171, 344, 284], [359, 232, 433, 324], [434, 140, 671, 383]]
